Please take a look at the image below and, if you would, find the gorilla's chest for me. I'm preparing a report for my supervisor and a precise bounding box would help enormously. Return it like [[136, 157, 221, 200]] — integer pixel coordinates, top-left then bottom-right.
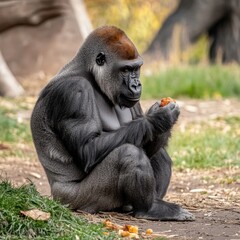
[[94, 90, 132, 131]]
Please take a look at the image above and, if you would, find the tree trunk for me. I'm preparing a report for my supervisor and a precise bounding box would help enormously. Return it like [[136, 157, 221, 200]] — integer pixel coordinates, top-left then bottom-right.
[[69, 0, 93, 39], [145, 0, 240, 63], [0, 52, 24, 97]]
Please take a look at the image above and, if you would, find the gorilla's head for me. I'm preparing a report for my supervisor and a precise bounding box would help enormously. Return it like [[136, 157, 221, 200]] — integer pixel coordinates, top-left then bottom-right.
[[81, 26, 143, 108]]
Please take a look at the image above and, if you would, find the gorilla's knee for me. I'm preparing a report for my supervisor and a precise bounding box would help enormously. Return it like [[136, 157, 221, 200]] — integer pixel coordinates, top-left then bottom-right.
[[117, 144, 154, 211], [118, 144, 152, 171]]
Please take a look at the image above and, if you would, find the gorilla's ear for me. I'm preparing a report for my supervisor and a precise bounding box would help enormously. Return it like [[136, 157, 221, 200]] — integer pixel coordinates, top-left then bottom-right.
[[96, 52, 106, 66]]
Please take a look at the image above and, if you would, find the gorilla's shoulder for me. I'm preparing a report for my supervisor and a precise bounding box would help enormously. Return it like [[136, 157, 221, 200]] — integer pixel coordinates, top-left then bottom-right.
[[40, 75, 94, 100], [36, 75, 95, 121]]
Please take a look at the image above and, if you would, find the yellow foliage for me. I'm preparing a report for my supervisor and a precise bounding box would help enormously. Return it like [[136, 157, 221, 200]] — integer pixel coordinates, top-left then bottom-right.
[[85, 0, 177, 52]]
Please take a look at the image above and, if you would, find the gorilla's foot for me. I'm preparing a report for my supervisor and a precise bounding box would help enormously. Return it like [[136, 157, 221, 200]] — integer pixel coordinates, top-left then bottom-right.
[[134, 200, 195, 221], [122, 204, 133, 212]]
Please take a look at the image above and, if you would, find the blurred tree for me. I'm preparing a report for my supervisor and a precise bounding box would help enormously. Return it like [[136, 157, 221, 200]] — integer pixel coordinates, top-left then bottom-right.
[[145, 0, 240, 64], [0, 0, 67, 97], [70, 0, 93, 39], [0, 0, 66, 32], [0, 0, 91, 97], [0, 52, 24, 97]]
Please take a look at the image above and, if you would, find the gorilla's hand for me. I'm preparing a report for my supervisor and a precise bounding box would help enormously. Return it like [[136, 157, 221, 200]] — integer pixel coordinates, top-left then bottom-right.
[[147, 102, 160, 114], [164, 102, 180, 124], [146, 102, 180, 135]]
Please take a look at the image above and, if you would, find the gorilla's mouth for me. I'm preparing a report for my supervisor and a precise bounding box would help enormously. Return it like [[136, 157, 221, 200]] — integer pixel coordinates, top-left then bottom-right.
[[125, 97, 140, 102], [119, 96, 140, 108]]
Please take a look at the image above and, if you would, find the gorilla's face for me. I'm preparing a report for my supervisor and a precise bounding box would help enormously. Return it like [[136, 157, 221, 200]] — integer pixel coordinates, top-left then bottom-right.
[[86, 25, 144, 108], [116, 57, 143, 108], [93, 52, 143, 108]]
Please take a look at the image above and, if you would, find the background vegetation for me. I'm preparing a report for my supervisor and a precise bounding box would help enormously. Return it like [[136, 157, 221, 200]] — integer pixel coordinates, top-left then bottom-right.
[[141, 65, 240, 100], [86, 0, 209, 62]]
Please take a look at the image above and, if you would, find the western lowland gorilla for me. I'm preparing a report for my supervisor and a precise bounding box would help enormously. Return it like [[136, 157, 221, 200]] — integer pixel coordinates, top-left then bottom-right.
[[31, 26, 194, 221]]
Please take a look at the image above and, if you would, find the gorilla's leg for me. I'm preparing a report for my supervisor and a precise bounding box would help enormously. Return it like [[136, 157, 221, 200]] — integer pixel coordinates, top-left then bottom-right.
[[150, 148, 172, 199], [51, 144, 155, 213], [134, 148, 195, 221]]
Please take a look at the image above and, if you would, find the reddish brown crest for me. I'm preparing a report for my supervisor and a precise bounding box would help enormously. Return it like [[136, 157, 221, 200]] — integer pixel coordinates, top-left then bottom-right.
[[94, 26, 138, 60]]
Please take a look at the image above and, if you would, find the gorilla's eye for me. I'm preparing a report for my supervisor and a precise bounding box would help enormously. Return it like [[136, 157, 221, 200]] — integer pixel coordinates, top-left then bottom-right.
[[96, 52, 106, 66], [122, 66, 132, 73]]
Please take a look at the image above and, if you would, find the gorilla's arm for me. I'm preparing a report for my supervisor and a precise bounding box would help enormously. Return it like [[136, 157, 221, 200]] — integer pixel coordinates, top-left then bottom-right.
[[59, 116, 151, 173], [144, 132, 171, 157], [43, 78, 175, 173]]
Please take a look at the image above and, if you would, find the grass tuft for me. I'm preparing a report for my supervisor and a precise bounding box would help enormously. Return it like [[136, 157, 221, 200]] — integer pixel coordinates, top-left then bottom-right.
[[0, 181, 116, 240]]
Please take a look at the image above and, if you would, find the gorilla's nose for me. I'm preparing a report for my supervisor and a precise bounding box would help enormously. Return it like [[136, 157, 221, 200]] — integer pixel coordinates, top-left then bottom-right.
[[130, 80, 142, 95]]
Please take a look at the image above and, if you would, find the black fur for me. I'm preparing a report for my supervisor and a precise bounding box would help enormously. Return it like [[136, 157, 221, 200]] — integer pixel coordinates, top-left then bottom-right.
[[31, 26, 194, 221]]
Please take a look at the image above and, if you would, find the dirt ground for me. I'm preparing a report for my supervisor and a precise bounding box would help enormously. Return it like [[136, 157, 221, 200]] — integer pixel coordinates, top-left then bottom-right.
[[0, 99, 240, 240]]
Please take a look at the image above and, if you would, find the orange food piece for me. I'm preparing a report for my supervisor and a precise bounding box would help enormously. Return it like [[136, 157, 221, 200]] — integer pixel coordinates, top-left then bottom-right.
[[119, 230, 139, 239], [123, 225, 138, 234], [119, 230, 131, 237], [160, 97, 176, 107], [103, 219, 112, 228], [104, 220, 140, 238], [103, 219, 120, 231], [146, 228, 153, 235]]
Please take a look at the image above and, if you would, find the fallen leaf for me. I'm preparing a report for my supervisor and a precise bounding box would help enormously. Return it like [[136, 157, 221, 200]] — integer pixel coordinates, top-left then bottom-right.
[[20, 209, 50, 221]]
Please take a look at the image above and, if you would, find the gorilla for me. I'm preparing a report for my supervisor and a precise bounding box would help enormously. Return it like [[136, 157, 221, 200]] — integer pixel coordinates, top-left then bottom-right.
[[31, 26, 194, 221]]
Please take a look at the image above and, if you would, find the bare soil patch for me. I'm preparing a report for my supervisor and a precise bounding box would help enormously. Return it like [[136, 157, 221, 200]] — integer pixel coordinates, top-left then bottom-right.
[[0, 99, 240, 239]]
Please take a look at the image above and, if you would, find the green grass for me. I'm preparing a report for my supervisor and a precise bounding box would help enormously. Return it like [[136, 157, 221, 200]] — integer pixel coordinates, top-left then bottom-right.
[[0, 110, 32, 143], [0, 181, 116, 240], [142, 65, 240, 99], [169, 116, 240, 169]]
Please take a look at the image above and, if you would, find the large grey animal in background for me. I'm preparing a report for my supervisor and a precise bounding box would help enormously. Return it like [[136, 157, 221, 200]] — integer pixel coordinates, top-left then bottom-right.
[[31, 26, 194, 221]]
